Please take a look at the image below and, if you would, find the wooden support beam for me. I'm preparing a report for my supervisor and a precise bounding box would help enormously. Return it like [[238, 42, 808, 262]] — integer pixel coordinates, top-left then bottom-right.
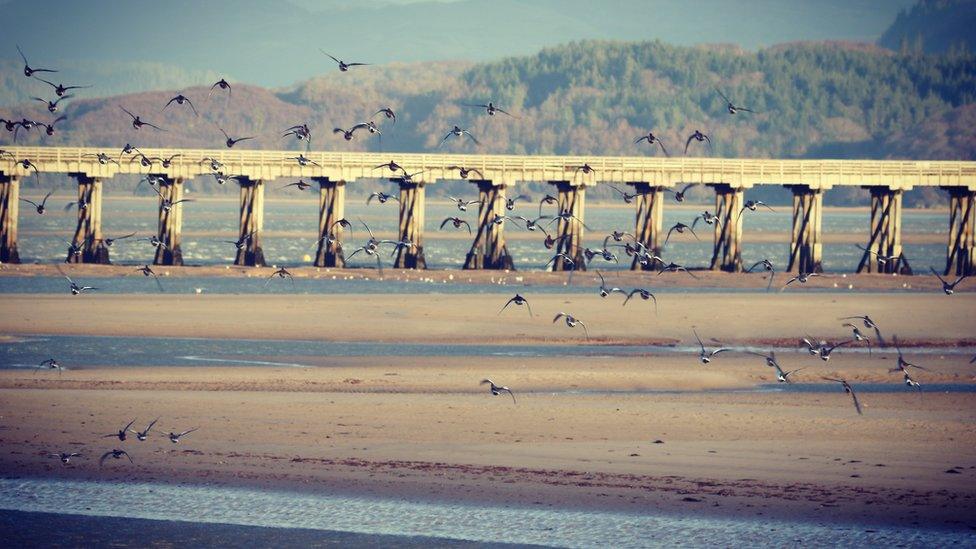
[[786, 185, 824, 274], [153, 177, 185, 266], [234, 177, 266, 267], [313, 178, 346, 268], [628, 182, 663, 271], [0, 174, 20, 263], [549, 181, 586, 271], [709, 184, 743, 272], [393, 180, 426, 269], [67, 174, 110, 264], [856, 187, 910, 274], [463, 180, 514, 270], [945, 187, 975, 276]]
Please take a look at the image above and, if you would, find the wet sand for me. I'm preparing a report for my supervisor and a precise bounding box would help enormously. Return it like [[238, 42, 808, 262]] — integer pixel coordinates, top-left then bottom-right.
[[1, 284, 975, 531], [0, 289, 973, 345]]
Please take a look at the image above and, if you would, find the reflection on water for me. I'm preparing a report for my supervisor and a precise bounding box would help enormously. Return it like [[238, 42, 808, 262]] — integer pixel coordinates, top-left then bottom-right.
[[0, 478, 971, 548], [13, 196, 950, 272]]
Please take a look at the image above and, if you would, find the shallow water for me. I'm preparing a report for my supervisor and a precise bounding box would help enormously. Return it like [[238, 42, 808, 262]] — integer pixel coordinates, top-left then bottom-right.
[[0, 478, 971, 548], [14, 197, 950, 273], [2, 334, 971, 371]]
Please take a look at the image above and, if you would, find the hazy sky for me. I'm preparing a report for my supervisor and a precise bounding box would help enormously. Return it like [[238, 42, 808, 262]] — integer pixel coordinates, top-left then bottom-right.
[[1, 0, 917, 88]]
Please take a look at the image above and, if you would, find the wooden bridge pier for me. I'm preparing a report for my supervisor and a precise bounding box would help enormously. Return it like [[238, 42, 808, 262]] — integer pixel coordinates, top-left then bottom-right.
[[153, 177, 185, 266], [463, 180, 514, 270], [709, 184, 744, 272], [67, 174, 110, 264], [786, 185, 824, 273], [856, 187, 909, 274], [628, 182, 663, 270], [235, 177, 266, 267], [313, 178, 346, 268], [0, 174, 19, 263], [393, 180, 426, 269], [945, 187, 975, 276], [549, 181, 586, 271]]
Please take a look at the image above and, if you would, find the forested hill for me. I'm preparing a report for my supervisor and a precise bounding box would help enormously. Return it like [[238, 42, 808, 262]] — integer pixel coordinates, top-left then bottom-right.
[[878, 0, 976, 54], [3, 39, 972, 205]]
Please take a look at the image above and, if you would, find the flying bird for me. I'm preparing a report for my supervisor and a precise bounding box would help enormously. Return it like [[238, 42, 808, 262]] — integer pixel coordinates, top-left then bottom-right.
[[781, 272, 820, 289], [930, 267, 967, 295], [82, 152, 119, 166], [372, 107, 396, 125], [17, 45, 57, 77], [634, 132, 669, 156], [716, 89, 756, 114], [553, 312, 589, 339], [440, 126, 480, 147], [321, 50, 370, 72], [33, 95, 72, 113], [693, 329, 730, 364], [440, 216, 472, 233], [36, 78, 91, 97], [841, 323, 873, 355], [36, 358, 64, 375], [622, 288, 658, 313], [39, 115, 67, 136], [480, 379, 517, 404], [738, 200, 775, 219], [209, 78, 232, 97], [48, 452, 82, 464], [99, 449, 133, 466], [664, 222, 699, 246], [57, 268, 97, 295], [168, 427, 199, 443], [665, 183, 698, 203], [265, 267, 294, 287], [499, 293, 532, 316], [163, 94, 198, 116], [20, 190, 53, 214], [136, 265, 165, 292], [823, 377, 863, 415], [606, 185, 636, 204], [449, 196, 481, 212], [838, 315, 884, 346], [103, 420, 137, 442], [133, 418, 159, 441], [446, 166, 485, 180], [333, 124, 369, 141], [505, 194, 531, 211], [367, 191, 398, 205], [282, 180, 313, 191], [595, 271, 626, 298], [464, 101, 516, 117], [120, 107, 165, 131], [219, 128, 255, 148], [684, 130, 711, 155]]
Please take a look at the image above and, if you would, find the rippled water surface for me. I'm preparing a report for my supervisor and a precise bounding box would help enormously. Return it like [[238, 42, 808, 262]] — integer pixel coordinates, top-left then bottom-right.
[[0, 478, 971, 548]]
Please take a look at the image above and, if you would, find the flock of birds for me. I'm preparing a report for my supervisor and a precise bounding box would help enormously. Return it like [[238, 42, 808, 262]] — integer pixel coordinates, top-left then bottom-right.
[[3, 45, 973, 292], [5, 46, 973, 457], [46, 417, 198, 468]]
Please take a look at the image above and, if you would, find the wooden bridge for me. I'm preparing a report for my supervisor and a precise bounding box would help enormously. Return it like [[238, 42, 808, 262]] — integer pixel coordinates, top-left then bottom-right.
[[1, 146, 974, 275]]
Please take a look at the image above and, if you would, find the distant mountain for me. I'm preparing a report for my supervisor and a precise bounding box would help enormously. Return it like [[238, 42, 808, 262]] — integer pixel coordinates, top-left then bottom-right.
[[0, 0, 913, 101], [878, 0, 976, 54], [2, 40, 972, 206]]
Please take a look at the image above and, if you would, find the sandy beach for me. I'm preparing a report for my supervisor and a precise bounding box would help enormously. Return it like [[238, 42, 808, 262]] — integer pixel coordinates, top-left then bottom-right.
[[1, 282, 975, 532]]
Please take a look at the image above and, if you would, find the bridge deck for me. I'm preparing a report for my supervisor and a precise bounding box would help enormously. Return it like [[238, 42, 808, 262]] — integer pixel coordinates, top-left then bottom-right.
[[2, 146, 975, 189]]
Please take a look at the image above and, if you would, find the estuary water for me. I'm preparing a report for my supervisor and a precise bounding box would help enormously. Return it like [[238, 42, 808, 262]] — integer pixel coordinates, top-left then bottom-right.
[[0, 478, 972, 548], [12, 195, 950, 272]]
